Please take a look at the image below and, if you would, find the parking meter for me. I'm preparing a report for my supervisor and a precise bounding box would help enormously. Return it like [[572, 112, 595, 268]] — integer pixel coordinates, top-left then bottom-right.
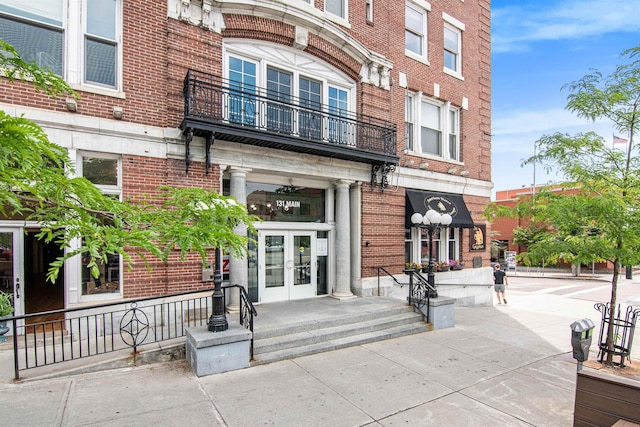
[[570, 318, 595, 363]]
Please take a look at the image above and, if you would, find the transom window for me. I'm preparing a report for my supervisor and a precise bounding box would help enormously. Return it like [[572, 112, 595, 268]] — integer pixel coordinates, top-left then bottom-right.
[[0, 0, 122, 91], [406, 93, 460, 161]]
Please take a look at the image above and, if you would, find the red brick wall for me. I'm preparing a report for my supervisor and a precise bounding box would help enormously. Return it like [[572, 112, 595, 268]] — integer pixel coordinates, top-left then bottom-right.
[[121, 155, 221, 298]]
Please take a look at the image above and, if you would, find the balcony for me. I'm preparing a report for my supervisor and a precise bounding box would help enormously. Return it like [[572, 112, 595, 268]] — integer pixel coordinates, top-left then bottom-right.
[[180, 70, 398, 173]]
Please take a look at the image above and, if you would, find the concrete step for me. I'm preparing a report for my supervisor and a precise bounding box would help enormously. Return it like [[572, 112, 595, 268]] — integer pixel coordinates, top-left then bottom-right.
[[252, 323, 429, 366], [251, 306, 429, 366], [254, 311, 425, 354]]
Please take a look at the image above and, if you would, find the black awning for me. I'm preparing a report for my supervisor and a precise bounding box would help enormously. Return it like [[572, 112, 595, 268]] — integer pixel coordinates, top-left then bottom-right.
[[405, 189, 475, 229]]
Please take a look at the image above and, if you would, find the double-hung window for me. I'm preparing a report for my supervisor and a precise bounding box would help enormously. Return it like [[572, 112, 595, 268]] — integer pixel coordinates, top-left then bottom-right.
[[443, 13, 464, 79], [406, 95, 460, 161], [0, 0, 122, 92], [405, 1, 429, 60], [326, 0, 346, 19], [405, 95, 414, 151]]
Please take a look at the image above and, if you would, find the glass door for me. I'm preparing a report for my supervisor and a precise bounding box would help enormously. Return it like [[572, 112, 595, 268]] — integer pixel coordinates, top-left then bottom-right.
[[0, 228, 24, 327], [259, 230, 317, 302]]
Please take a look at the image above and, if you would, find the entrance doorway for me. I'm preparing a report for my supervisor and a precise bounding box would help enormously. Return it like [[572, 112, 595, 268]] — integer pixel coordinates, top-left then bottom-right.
[[0, 227, 64, 324], [259, 230, 316, 302]]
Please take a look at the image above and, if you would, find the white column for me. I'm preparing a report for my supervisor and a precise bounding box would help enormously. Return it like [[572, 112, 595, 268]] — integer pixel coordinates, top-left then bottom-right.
[[333, 180, 354, 298], [350, 182, 362, 295], [228, 167, 250, 310], [326, 187, 335, 292]]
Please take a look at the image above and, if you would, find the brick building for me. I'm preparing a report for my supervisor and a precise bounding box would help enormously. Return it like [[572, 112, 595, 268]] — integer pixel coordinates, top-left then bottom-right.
[[0, 0, 492, 315]]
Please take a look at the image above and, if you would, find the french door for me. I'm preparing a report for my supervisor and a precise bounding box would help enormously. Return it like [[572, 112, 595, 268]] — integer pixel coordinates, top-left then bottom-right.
[[0, 227, 24, 326], [259, 230, 316, 302]]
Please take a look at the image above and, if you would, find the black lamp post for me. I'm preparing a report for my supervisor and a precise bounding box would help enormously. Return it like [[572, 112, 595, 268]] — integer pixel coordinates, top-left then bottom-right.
[[410, 209, 452, 288], [208, 246, 228, 332]]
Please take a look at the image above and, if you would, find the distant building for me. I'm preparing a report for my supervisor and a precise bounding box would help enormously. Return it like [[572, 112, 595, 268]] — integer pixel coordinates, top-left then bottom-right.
[[0, 0, 492, 316]]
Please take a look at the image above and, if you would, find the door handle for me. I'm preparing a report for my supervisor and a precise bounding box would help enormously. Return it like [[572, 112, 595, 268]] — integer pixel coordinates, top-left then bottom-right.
[[15, 278, 20, 298], [285, 260, 294, 269]]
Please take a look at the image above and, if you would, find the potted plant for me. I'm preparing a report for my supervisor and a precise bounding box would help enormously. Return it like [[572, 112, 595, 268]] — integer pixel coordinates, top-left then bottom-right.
[[404, 262, 422, 272], [448, 260, 463, 270], [0, 291, 13, 342]]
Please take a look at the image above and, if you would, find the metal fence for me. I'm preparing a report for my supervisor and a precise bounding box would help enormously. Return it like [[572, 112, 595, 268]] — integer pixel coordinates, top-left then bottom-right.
[[6, 285, 255, 380]]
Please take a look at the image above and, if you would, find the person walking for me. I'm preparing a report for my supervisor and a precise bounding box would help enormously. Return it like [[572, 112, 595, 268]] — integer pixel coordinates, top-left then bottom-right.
[[493, 263, 508, 305]]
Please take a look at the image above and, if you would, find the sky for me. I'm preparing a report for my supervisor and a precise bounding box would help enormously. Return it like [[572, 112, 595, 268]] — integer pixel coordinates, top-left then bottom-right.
[[490, 0, 640, 198]]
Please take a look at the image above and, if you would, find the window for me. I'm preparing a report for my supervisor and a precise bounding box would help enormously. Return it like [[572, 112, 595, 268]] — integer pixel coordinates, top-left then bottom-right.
[[405, 94, 414, 151], [448, 109, 459, 160], [443, 12, 465, 78], [444, 25, 461, 73], [421, 101, 441, 156], [406, 96, 460, 161], [266, 67, 292, 133], [0, 1, 64, 75], [0, 0, 121, 91], [225, 48, 354, 144], [366, 0, 373, 22], [85, 0, 117, 87], [328, 86, 349, 144], [326, 0, 346, 19], [229, 57, 257, 126], [419, 227, 459, 265], [405, 1, 430, 59], [79, 154, 121, 296]]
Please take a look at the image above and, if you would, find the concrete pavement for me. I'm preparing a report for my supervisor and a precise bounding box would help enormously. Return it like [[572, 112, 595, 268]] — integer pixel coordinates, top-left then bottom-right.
[[1, 278, 639, 426]]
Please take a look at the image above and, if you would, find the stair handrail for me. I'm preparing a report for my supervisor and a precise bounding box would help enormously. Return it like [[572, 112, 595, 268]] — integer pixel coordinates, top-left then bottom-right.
[[222, 284, 257, 358], [376, 267, 436, 321]]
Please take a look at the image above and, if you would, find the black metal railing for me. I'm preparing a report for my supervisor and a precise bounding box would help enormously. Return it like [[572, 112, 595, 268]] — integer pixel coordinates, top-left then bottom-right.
[[376, 267, 436, 321], [6, 285, 256, 380], [594, 302, 640, 367], [182, 69, 397, 157]]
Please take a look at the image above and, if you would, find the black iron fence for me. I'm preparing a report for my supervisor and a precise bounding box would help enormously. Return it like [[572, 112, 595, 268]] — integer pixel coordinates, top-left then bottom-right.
[[6, 285, 256, 380], [376, 267, 435, 321], [183, 69, 397, 156]]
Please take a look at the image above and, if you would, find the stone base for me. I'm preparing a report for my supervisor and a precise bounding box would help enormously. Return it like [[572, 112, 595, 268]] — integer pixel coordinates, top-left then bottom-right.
[[186, 324, 252, 376], [419, 296, 456, 330]]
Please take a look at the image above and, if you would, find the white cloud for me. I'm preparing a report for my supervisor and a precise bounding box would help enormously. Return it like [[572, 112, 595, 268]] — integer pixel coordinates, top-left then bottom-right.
[[493, 0, 640, 53]]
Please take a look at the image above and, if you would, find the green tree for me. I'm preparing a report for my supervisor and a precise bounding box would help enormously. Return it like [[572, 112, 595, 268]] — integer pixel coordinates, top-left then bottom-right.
[[487, 46, 640, 365], [0, 40, 257, 282]]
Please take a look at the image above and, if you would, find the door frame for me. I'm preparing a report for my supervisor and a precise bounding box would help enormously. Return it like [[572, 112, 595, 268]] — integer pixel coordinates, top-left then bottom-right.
[[0, 226, 25, 331]]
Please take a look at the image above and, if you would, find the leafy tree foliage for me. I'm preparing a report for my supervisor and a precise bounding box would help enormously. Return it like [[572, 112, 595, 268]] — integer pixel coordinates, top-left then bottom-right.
[[486, 46, 640, 364], [0, 40, 257, 282]]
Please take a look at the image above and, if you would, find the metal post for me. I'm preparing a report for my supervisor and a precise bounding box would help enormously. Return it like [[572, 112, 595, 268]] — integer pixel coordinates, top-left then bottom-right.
[[208, 247, 228, 332], [427, 226, 436, 289]]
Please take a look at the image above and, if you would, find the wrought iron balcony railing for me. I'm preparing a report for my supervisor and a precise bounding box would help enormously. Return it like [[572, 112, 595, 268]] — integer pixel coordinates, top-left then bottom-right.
[[180, 69, 398, 166]]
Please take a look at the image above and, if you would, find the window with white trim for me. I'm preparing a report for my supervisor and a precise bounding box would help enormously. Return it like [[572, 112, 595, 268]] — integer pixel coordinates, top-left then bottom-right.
[[444, 24, 461, 74], [78, 154, 122, 296], [405, 94, 414, 151], [405, 4, 426, 57], [406, 95, 460, 161], [366, 0, 373, 22], [418, 227, 460, 266], [0, 0, 122, 91], [443, 12, 465, 79], [326, 0, 346, 19], [225, 49, 354, 145]]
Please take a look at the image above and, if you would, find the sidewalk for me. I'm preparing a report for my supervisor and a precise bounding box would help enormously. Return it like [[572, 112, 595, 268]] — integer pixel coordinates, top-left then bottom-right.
[[5, 289, 633, 427]]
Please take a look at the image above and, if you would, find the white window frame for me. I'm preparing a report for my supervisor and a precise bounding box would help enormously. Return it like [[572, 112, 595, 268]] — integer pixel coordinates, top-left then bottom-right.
[[325, 0, 347, 20], [0, 0, 124, 97], [405, 93, 415, 152], [76, 152, 123, 301], [366, 0, 373, 22], [405, 0, 430, 64], [443, 12, 464, 80], [406, 95, 461, 162], [415, 227, 460, 266]]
